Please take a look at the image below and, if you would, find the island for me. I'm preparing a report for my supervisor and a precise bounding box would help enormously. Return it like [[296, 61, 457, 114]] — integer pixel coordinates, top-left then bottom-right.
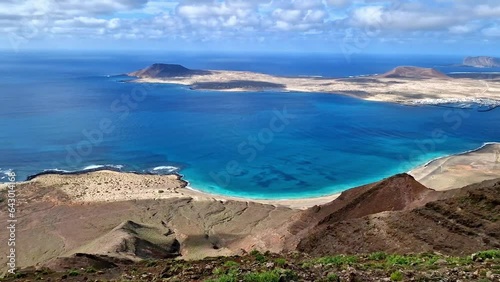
[[128, 64, 500, 106], [463, 56, 500, 68], [128, 63, 211, 78]]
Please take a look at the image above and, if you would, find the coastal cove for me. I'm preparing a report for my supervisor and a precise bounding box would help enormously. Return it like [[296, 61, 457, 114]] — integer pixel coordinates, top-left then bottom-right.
[[1, 52, 500, 200], [14, 142, 500, 208]]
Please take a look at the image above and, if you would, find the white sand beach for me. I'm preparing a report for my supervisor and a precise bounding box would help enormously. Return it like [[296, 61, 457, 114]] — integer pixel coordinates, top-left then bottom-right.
[[409, 143, 500, 190]]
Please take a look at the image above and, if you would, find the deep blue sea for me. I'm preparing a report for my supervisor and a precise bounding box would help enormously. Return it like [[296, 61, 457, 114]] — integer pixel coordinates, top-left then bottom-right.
[[1, 51, 499, 199]]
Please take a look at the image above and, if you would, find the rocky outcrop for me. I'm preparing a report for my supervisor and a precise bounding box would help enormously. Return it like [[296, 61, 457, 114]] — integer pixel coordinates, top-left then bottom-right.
[[69, 220, 180, 261], [377, 66, 450, 79], [463, 56, 500, 68], [128, 63, 211, 78]]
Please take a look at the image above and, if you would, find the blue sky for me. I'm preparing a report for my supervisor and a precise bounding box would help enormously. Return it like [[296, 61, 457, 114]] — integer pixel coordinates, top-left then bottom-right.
[[1, 0, 500, 55]]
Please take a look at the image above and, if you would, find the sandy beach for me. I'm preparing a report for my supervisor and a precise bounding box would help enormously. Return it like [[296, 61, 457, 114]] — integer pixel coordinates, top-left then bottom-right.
[[20, 170, 339, 210], [409, 142, 500, 190]]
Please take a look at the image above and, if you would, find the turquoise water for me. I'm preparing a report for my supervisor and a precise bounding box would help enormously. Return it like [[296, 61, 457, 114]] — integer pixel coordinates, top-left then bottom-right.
[[0, 51, 499, 199]]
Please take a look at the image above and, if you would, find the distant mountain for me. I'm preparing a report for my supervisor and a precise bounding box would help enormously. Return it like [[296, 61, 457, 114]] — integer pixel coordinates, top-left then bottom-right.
[[463, 56, 500, 68], [377, 66, 450, 79], [128, 63, 211, 78]]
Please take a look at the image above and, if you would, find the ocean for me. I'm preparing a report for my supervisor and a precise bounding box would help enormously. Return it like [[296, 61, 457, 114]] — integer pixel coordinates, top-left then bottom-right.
[[1, 50, 499, 199]]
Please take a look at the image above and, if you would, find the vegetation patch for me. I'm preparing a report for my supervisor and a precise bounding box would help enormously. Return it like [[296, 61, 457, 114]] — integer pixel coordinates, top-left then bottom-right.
[[3, 250, 499, 282], [315, 255, 358, 266], [390, 270, 404, 281]]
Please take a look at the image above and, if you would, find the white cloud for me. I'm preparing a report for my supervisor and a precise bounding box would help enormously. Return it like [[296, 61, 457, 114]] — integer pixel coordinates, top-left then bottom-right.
[[305, 9, 327, 22], [349, 4, 461, 31], [273, 9, 303, 23], [107, 18, 121, 29], [449, 24, 478, 34], [475, 4, 500, 17], [351, 6, 383, 27], [1, 0, 500, 48]]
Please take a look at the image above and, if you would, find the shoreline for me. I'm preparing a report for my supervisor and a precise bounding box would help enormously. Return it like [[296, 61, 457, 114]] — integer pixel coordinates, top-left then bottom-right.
[[409, 142, 500, 190], [15, 170, 341, 210], [181, 184, 341, 210], [3, 142, 499, 209], [416, 142, 500, 168]]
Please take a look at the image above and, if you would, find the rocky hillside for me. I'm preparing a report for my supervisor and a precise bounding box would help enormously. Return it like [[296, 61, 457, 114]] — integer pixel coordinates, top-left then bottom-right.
[[284, 174, 441, 250], [297, 177, 500, 256], [463, 56, 500, 68], [2, 250, 499, 281], [2, 172, 499, 280]]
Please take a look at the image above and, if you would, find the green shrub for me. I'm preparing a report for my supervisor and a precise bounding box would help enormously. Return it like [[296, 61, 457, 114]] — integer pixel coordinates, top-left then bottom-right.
[[206, 274, 238, 282], [316, 255, 358, 266], [68, 270, 79, 277], [326, 273, 339, 281], [145, 259, 158, 267], [85, 267, 97, 273], [274, 258, 286, 266], [254, 253, 266, 263], [445, 256, 472, 266], [249, 250, 267, 263], [386, 255, 422, 266], [475, 250, 500, 260], [227, 267, 239, 277], [279, 269, 298, 280], [244, 270, 280, 282], [249, 250, 261, 256], [224, 261, 239, 268], [369, 252, 387, 261], [212, 267, 224, 275], [13, 272, 27, 279], [390, 271, 404, 281], [301, 262, 313, 269]]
